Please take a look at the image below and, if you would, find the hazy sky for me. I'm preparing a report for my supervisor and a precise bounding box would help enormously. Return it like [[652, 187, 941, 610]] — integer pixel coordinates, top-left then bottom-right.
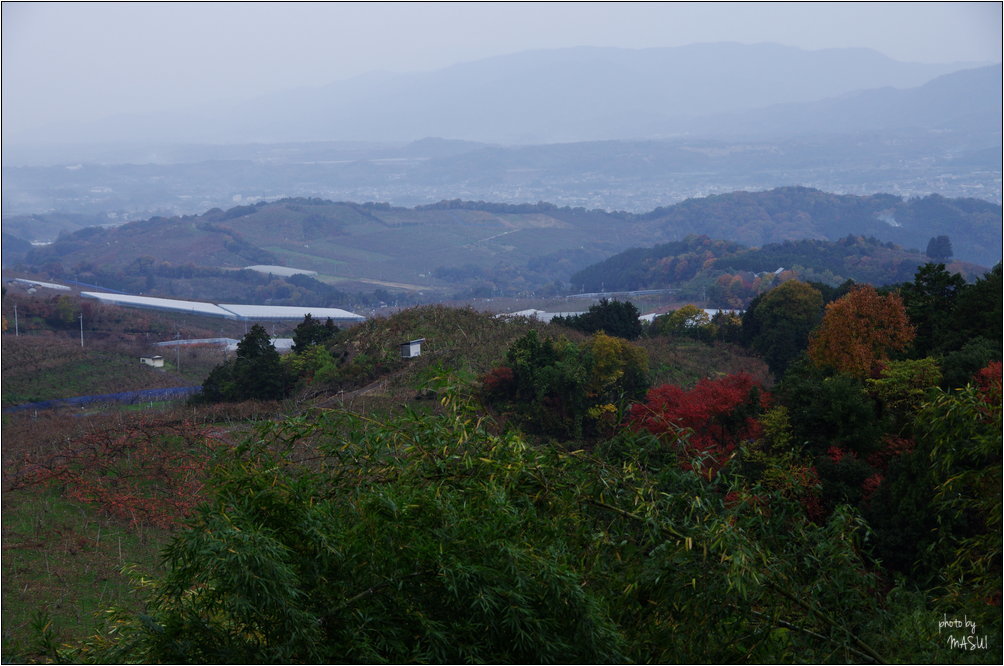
[[3, 1, 1001, 134]]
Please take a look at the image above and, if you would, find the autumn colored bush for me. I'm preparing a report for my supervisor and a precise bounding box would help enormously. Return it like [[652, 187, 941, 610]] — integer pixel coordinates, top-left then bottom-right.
[[479, 365, 515, 400], [628, 372, 769, 474], [975, 360, 1002, 401]]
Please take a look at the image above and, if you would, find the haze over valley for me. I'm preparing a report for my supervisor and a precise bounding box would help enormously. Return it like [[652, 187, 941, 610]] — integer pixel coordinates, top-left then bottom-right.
[[3, 41, 1000, 306], [4, 1, 1000, 270], [3, 43, 1001, 233]]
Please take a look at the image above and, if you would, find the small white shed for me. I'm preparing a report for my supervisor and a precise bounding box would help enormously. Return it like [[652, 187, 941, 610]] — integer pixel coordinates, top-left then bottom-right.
[[140, 355, 165, 368], [400, 338, 425, 359]]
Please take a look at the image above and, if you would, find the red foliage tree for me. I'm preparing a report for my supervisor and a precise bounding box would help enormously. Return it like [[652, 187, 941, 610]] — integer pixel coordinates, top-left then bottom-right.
[[479, 365, 516, 400], [628, 372, 770, 474], [975, 361, 1002, 401], [865, 435, 916, 472]]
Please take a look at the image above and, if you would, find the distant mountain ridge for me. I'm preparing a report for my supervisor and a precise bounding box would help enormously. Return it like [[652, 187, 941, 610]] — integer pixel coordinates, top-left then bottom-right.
[[688, 64, 1002, 138], [8, 43, 990, 146]]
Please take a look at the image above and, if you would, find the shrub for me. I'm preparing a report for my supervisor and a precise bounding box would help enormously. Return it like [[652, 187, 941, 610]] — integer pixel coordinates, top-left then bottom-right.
[[628, 372, 769, 475]]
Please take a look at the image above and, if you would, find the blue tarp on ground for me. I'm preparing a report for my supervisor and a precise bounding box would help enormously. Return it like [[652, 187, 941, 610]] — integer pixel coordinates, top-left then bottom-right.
[[3, 386, 202, 413]]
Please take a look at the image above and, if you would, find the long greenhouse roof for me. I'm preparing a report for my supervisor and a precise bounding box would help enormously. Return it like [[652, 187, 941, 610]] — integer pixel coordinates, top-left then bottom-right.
[[80, 292, 365, 321], [81, 292, 234, 317], [218, 304, 365, 321], [11, 278, 72, 291]]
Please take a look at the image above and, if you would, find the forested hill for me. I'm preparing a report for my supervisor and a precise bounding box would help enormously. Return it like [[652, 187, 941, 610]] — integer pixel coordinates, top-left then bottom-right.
[[640, 187, 1001, 269], [570, 235, 989, 308]]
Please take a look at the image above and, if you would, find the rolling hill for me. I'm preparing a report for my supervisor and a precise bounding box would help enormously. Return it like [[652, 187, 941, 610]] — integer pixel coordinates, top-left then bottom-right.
[[18, 199, 647, 295], [13, 188, 1000, 303], [570, 234, 989, 307], [640, 187, 1001, 268]]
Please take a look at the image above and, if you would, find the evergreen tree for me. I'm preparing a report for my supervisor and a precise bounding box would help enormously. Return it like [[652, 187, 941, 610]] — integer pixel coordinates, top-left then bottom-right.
[[196, 325, 291, 403], [946, 263, 1003, 356], [925, 235, 953, 261], [234, 324, 290, 401], [291, 314, 339, 353], [553, 298, 642, 340], [743, 280, 824, 377], [898, 263, 966, 357], [777, 359, 883, 456]]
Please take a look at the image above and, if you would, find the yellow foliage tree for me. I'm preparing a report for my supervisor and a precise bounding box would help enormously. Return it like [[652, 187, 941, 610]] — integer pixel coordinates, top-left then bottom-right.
[[584, 331, 649, 399]]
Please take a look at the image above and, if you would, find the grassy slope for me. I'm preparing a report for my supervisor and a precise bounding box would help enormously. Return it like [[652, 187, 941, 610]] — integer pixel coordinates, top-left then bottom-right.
[[308, 305, 580, 409], [2, 337, 183, 406], [638, 337, 773, 388], [1, 485, 170, 659], [1, 402, 280, 662], [221, 203, 637, 286], [0, 336, 228, 407]]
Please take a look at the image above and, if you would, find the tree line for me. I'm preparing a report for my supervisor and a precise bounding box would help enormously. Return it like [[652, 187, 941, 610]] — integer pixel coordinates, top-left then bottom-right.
[[570, 233, 976, 306]]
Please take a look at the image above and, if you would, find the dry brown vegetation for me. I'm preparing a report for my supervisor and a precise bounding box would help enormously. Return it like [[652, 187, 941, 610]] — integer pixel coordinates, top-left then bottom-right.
[[1, 401, 286, 659]]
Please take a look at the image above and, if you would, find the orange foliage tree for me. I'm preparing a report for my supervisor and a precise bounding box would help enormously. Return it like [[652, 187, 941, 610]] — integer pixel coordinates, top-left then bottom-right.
[[808, 285, 915, 378]]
